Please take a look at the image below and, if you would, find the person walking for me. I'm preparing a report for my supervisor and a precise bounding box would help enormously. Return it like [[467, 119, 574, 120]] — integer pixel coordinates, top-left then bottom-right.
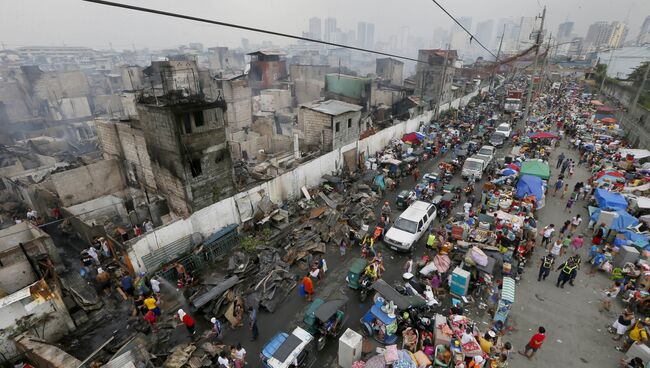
[[302, 273, 314, 301], [561, 183, 569, 199], [540, 224, 555, 248], [571, 235, 584, 253], [549, 239, 563, 257], [556, 152, 565, 169], [538, 253, 555, 281], [553, 178, 563, 197], [570, 214, 582, 234], [248, 307, 259, 341], [210, 317, 223, 341], [556, 257, 578, 288], [233, 343, 247, 368], [565, 196, 575, 211], [519, 326, 546, 360], [381, 201, 391, 223], [177, 309, 196, 337], [560, 159, 571, 175]]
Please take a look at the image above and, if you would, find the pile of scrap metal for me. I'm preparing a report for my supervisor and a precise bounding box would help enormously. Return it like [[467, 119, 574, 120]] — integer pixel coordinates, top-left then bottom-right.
[[162, 341, 229, 368], [191, 246, 296, 322]]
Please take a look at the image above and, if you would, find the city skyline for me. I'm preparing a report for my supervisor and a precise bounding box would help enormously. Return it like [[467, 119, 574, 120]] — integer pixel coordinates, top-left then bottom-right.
[[1, 0, 648, 52]]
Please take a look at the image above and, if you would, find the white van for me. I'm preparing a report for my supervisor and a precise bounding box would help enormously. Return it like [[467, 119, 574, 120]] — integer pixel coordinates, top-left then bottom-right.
[[461, 157, 486, 179], [384, 201, 437, 252]]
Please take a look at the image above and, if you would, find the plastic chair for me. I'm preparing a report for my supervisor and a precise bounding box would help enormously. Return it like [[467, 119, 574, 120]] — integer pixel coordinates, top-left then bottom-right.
[[434, 344, 451, 367]]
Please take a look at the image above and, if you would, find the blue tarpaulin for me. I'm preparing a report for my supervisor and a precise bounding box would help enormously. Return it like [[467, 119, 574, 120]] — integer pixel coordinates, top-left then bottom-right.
[[516, 175, 543, 201], [619, 229, 650, 248], [595, 189, 628, 210], [610, 210, 639, 231]]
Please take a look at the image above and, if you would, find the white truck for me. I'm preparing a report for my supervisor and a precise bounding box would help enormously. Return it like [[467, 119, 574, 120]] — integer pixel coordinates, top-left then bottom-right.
[[462, 157, 486, 179]]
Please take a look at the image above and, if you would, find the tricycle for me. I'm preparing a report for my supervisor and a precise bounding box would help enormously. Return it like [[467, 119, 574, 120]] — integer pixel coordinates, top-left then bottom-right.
[[303, 297, 348, 351], [260, 326, 315, 368], [360, 299, 399, 344], [395, 190, 411, 210]]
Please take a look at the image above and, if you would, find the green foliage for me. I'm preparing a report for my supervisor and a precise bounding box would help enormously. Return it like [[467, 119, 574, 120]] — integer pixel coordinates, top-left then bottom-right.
[[240, 235, 261, 253]]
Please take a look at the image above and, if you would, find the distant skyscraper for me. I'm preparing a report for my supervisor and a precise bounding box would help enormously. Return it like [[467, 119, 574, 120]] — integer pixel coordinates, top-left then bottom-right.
[[557, 21, 574, 42], [638, 16, 650, 45], [496, 18, 520, 52], [309, 17, 322, 40], [324, 17, 337, 42], [432, 27, 450, 49], [517, 17, 537, 50], [475, 20, 495, 50], [607, 21, 628, 48], [450, 17, 472, 51], [366, 23, 375, 49], [585, 21, 613, 51], [357, 22, 374, 48]]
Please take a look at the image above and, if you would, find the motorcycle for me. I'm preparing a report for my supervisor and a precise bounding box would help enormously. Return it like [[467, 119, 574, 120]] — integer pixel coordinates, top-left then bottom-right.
[[358, 274, 374, 302]]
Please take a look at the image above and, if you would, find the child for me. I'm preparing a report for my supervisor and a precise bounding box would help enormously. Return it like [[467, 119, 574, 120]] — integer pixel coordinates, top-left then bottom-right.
[[569, 164, 575, 177], [561, 183, 569, 199], [565, 196, 575, 211], [571, 235, 584, 252]]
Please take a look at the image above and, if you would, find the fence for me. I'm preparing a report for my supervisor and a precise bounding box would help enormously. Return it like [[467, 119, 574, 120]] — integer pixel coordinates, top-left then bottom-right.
[[125, 88, 486, 273]]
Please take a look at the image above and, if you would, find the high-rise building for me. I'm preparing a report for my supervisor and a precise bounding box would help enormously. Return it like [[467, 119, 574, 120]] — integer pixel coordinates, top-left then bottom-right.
[[475, 20, 495, 50], [309, 17, 322, 40], [357, 22, 375, 49], [324, 17, 337, 42], [496, 18, 520, 52], [517, 17, 538, 50], [637, 16, 650, 45], [432, 28, 450, 49], [585, 21, 613, 51], [557, 21, 574, 42], [450, 17, 472, 51], [366, 23, 375, 49], [607, 21, 628, 49]]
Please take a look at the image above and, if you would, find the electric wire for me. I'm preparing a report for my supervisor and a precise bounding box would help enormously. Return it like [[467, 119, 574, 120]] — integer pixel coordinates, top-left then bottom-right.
[[428, 0, 498, 59], [81, 0, 429, 64]]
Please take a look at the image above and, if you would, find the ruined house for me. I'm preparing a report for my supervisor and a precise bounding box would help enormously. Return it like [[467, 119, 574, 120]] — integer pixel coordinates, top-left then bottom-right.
[[376, 58, 404, 86], [298, 100, 363, 152], [290, 64, 327, 106], [247, 50, 288, 93], [414, 49, 458, 107], [134, 59, 235, 216], [324, 74, 372, 110]]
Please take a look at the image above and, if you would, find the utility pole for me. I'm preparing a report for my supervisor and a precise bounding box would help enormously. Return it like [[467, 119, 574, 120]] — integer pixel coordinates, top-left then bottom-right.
[[631, 60, 650, 112], [490, 24, 506, 92], [523, 6, 546, 123], [599, 48, 616, 93], [435, 43, 451, 119]]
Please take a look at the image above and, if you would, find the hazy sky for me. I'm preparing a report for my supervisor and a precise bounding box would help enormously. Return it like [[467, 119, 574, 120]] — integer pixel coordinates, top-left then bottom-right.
[[1, 0, 648, 51]]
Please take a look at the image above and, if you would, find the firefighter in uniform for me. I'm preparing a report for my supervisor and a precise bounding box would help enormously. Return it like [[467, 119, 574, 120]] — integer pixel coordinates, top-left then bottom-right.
[[538, 253, 555, 282]]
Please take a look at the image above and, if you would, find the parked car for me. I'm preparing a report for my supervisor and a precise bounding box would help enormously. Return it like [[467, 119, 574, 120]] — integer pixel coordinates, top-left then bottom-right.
[[384, 201, 437, 252]]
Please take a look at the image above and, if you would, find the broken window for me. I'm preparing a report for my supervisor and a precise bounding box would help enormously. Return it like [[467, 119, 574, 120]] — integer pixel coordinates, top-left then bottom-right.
[[190, 159, 202, 177], [180, 113, 192, 133], [347, 118, 352, 128], [335, 122, 340, 132], [194, 111, 204, 127]]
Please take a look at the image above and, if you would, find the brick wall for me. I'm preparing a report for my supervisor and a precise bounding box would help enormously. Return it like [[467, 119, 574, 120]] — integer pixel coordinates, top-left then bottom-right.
[[50, 159, 126, 207], [299, 108, 332, 149]]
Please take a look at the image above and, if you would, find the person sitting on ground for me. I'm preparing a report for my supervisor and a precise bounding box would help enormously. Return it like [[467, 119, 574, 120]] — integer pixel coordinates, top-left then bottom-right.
[[437, 345, 452, 365]]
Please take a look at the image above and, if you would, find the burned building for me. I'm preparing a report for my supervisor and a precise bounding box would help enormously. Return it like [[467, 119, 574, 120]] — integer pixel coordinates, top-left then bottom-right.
[[298, 100, 363, 152], [133, 59, 234, 216], [290, 64, 327, 106], [376, 58, 404, 86], [324, 74, 372, 110], [414, 49, 458, 107], [247, 50, 288, 93]]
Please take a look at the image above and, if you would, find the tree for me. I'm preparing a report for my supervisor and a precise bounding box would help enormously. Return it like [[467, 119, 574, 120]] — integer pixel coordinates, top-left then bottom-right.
[[627, 61, 650, 88], [594, 63, 607, 84]]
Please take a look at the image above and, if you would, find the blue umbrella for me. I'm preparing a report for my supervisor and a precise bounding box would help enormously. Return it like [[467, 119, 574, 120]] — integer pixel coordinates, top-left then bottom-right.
[[501, 168, 517, 176]]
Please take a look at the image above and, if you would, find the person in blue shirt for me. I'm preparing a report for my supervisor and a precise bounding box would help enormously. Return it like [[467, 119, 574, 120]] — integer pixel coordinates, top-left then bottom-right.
[[589, 248, 606, 275], [121, 275, 134, 296]]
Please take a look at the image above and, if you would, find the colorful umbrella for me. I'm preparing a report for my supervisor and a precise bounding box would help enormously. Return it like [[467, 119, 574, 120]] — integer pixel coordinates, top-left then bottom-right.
[[529, 131, 559, 139], [596, 170, 624, 179], [501, 168, 517, 176], [601, 117, 617, 124], [507, 163, 520, 171]]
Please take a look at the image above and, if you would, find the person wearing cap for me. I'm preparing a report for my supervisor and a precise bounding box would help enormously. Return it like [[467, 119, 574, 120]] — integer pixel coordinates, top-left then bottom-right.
[[617, 318, 649, 352], [177, 309, 196, 336], [478, 330, 496, 354], [210, 317, 222, 340]]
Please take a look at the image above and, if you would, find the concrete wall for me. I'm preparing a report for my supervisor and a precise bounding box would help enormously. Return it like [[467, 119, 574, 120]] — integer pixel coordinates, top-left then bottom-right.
[[601, 80, 650, 148], [50, 159, 126, 207], [290, 65, 327, 105], [260, 89, 292, 111], [222, 78, 252, 132], [370, 84, 405, 107], [96, 119, 157, 190], [376, 58, 404, 86], [0, 80, 33, 123], [0, 261, 37, 294], [126, 108, 432, 274], [298, 108, 332, 150]]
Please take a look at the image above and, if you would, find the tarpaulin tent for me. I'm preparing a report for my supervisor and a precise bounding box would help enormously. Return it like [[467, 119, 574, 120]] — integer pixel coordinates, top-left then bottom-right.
[[601, 117, 617, 124], [595, 188, 628, 210], [516, 174, 543, 201], [619, 229, 650, 248], [610, 210, 640, 231], [619, 149, 650, 160], [520, 161, 550, 180], [529, 131, 559, 139], [402, 132, 421, 144]]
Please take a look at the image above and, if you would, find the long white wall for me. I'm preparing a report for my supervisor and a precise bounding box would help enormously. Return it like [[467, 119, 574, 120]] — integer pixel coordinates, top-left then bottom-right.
[[127, 88, 485, 273]]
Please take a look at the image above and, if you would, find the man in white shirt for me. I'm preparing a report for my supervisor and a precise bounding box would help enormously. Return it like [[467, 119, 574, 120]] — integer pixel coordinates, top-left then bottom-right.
[[540, 224, 555, 247]]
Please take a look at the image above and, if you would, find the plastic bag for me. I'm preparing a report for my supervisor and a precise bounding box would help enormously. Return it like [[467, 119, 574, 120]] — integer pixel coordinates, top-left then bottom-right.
[[299, 283, 306, 297], [469, 246, 489, 267]]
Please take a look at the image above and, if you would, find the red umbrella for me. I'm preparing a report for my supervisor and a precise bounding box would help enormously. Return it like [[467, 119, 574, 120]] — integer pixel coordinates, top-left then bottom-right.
[[530, 131, 559, 139], [595, 170, 624, 178]]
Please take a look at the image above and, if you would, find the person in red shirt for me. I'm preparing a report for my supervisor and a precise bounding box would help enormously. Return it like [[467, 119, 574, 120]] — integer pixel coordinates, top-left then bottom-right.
[[177, 309, 196, 336], [519, 326, 546, 359]]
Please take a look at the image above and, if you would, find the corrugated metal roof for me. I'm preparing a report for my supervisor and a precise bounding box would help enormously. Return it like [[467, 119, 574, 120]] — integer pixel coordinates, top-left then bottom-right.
[[248, 50, 286, 56], [303, 100, 363, 116]]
